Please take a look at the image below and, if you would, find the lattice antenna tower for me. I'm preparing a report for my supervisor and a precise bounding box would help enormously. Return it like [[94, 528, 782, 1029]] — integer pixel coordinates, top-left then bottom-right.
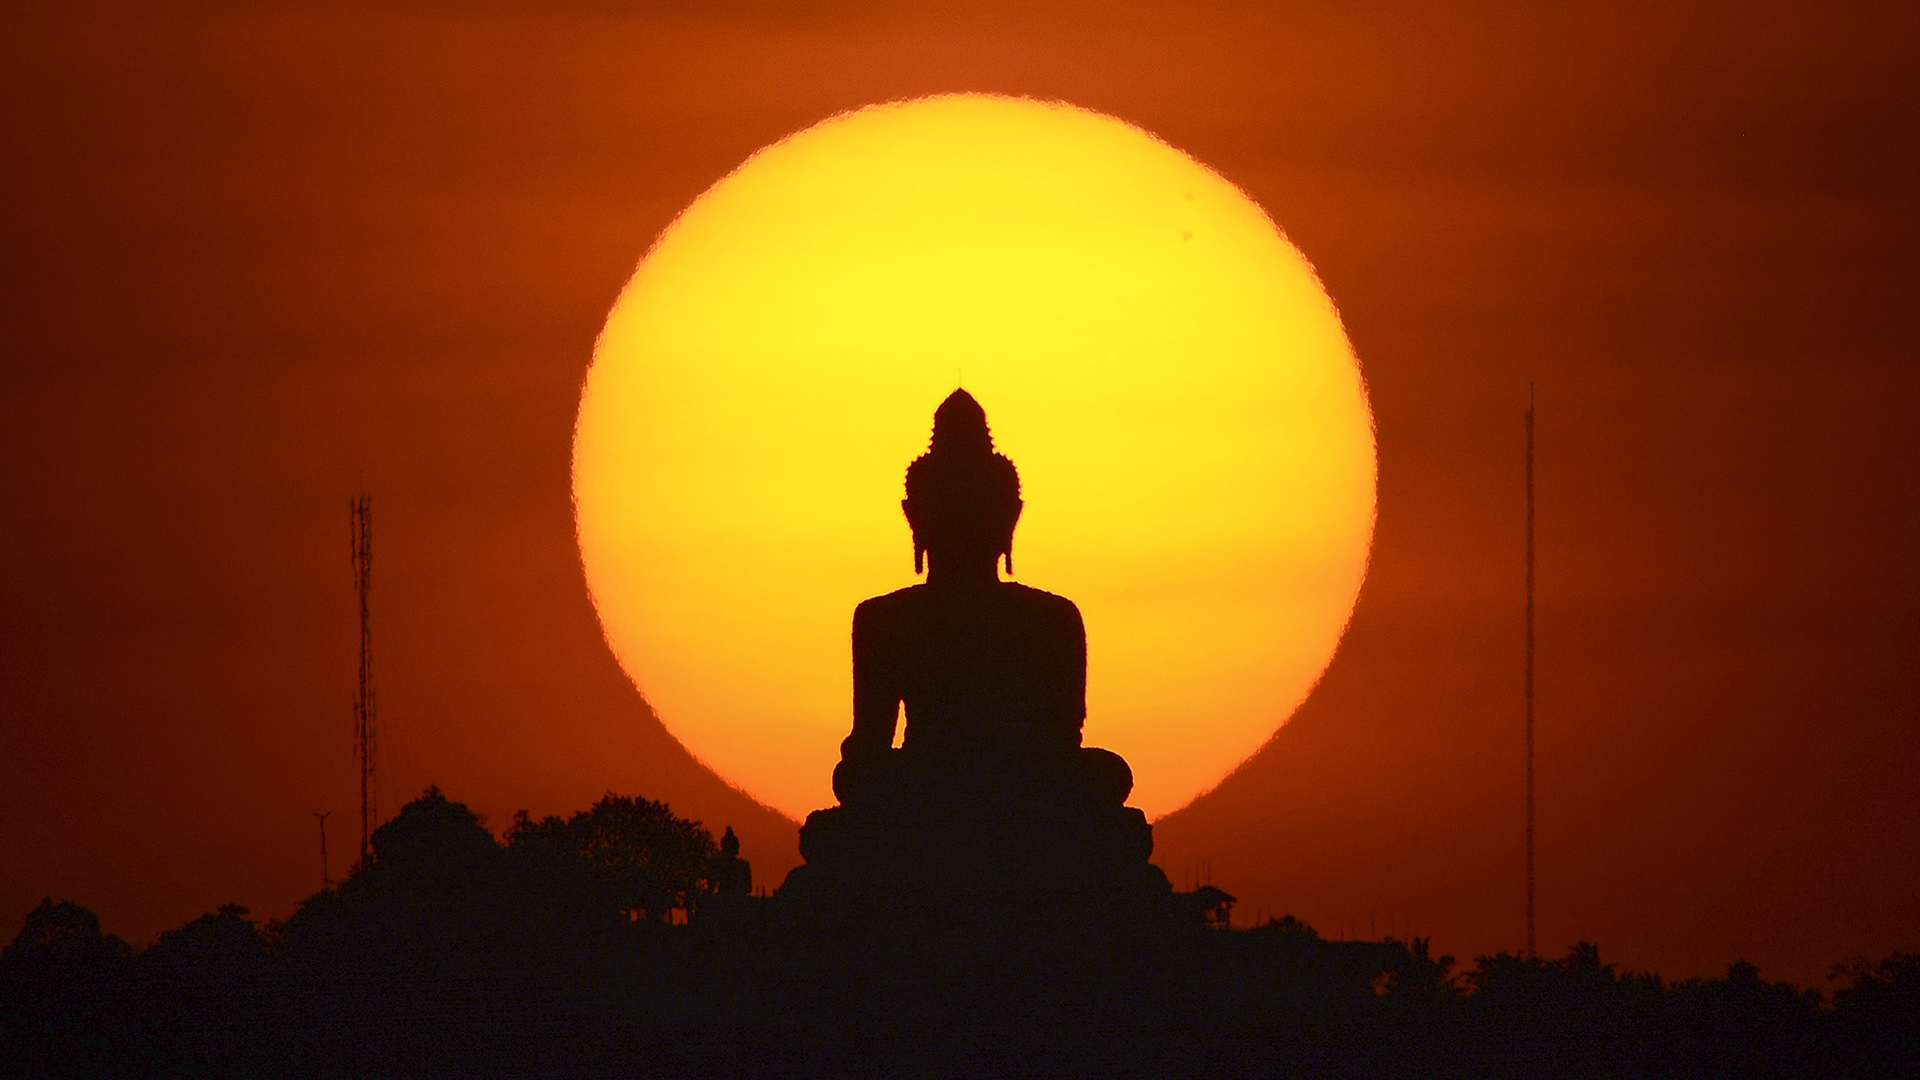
[[1524, 385, 1537, 959], [351, 490, 377, 867]]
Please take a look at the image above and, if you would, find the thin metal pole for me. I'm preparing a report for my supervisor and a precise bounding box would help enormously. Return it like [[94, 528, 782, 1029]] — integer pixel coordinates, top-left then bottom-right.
[[351, 490, 376, 868], [315, 811, 332, 890], [1525, 385, 1537, 959]]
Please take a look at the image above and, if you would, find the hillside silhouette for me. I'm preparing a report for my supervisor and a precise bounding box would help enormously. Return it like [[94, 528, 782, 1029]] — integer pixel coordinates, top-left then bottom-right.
[[4, 785, 1918, 1079]]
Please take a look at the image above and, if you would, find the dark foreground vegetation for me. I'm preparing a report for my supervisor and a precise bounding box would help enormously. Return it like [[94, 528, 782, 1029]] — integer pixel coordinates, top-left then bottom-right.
[[4, 789, 1915, 1079]]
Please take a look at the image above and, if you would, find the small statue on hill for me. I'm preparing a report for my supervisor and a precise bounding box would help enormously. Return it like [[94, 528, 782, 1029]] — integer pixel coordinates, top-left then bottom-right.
[[709, 826, 752, 897]]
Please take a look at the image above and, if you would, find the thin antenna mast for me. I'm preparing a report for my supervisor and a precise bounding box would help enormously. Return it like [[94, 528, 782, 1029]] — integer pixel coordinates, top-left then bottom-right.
[[1524, 385, 1537, 958], [351, 490, 377, 868], [314, 811, 332, 890]]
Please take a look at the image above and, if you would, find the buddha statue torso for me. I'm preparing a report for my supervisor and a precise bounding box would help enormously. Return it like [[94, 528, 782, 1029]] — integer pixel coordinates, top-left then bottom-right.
[[846, 580, 1086, 764]]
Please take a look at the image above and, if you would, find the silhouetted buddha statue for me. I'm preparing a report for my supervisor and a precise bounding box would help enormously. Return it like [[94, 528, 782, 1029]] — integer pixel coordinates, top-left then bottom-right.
[[783, 390, 1167, 905]]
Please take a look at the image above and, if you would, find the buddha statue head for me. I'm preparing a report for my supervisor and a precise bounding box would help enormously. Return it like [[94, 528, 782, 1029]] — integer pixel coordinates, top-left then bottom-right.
[[903, 390, 1023, 576]]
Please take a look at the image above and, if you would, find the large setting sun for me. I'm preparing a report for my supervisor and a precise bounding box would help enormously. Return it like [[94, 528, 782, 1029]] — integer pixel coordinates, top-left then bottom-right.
[[575, 94, 1374, 821]]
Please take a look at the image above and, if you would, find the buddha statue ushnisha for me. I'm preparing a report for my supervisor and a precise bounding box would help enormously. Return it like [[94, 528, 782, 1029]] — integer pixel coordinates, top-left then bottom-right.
[[783, 390, 1165, 904]]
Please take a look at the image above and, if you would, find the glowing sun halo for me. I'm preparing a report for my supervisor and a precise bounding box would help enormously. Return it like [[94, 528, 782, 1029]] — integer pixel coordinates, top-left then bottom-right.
[[574, 94, 1375, 821]]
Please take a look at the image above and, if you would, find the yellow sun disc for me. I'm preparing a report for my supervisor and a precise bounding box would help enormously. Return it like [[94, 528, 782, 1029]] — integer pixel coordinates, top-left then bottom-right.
[[575, 94, 1375, 821]]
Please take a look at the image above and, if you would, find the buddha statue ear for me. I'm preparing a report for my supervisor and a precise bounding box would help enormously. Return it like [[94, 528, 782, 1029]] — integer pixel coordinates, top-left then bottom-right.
[[1003, 548, 1013, 575], [916, 545, 926, 575]]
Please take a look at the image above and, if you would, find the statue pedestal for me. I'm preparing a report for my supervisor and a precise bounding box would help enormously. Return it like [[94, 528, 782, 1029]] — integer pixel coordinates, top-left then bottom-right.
[[778, 781, 1172, 924]]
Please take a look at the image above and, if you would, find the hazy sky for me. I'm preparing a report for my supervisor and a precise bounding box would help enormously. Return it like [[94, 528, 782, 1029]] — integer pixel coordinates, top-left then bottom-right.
[[3, 0, 1914, 983]]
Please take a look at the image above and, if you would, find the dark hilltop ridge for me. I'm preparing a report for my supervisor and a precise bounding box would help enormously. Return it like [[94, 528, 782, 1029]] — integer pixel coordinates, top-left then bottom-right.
[[3, 785, 1918, 1079], [9, 393, 1915, 1077]]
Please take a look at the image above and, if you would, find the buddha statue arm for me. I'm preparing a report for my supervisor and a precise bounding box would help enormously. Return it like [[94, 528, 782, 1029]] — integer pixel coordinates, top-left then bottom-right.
[[843, 598, 902, 762], [1056, 598, 1089, 742]]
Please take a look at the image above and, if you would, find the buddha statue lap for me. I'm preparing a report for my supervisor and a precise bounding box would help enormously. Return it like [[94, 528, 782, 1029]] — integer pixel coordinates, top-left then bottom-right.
[[782, 391, 1166, 902]]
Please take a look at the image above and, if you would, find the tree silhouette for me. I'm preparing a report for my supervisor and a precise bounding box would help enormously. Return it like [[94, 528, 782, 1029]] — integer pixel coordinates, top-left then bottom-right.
[[0, 900, 135, 1075], [272, 786, 522, 982], [141, 904, 265, 982], [507, 792, 719, 922], [1829, 951, 1920, 1078], [1, 898, 131, 968], [9, 789, 1920, 1079]]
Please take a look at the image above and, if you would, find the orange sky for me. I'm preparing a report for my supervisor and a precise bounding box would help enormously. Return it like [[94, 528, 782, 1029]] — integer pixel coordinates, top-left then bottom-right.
[[3, 0, 1915, 984]]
